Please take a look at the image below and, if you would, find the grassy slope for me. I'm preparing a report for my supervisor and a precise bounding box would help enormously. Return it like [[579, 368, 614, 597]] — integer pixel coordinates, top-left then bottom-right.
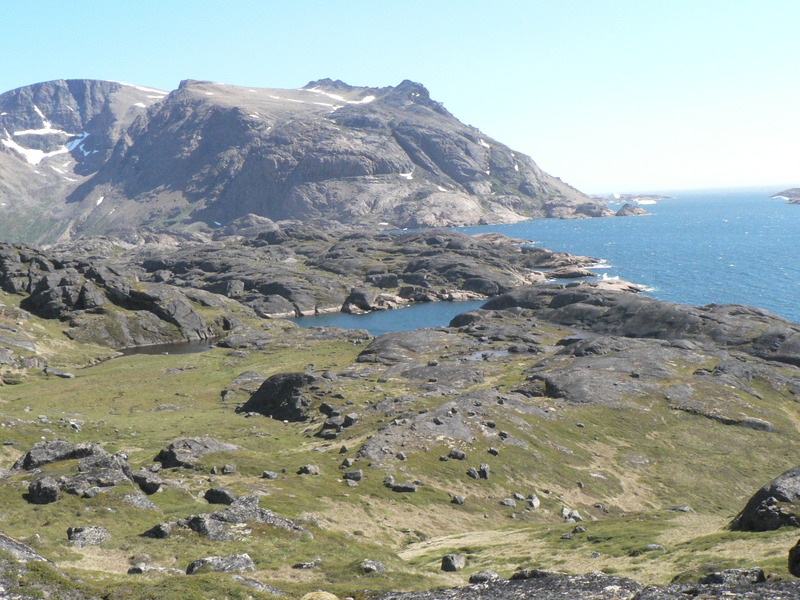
[[0, 298, 798, 598]]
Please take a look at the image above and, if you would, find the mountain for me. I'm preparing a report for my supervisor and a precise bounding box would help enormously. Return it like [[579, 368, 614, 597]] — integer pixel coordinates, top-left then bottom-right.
[[0, 78, 610, 243]]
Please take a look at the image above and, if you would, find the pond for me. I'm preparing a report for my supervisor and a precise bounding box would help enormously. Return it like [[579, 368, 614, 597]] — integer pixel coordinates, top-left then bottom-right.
[[291, 299, 488, 336]]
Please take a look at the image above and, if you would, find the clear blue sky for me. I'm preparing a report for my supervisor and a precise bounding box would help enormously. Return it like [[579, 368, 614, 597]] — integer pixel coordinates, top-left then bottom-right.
[[3, 0, 797, 194]]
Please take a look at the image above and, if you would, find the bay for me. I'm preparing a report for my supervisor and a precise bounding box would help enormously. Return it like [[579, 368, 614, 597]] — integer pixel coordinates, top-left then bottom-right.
[[460, 186, 799, 322], [294, 187, 799, 333]]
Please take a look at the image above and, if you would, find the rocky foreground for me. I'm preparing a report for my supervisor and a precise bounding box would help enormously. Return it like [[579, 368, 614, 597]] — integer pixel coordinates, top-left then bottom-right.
[[376, 569, 800, 600], [0, 226, 800, 598]]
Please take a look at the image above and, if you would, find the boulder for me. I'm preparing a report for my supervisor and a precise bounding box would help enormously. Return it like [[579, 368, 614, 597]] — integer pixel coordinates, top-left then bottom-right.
[[142, 522, 173, 539], [204, 485, 236, 505], [732, 464, 800, 531], [238, 372, 318, 421], [448, 448, 467, 460], [357, 330, 463, 365], [300, 592, 340, 600], [60, 467, 131, 496], [155, 437, 239, 469], [27, 476, 60, 504], [128, 563, 184, 576], [186, 553, 255, 575], [13, 440, 109, 471], [121, 491, 161, 511], [790, 538, 800, 577], [342, 288, 379, 313], [293, 557, 322, 569], [43, 367, 75, 379], [343, 470, 363, 482], [441, 553, 466, 572], [391, 482, 417, 493], [67, 526, 111, 547], [76, 451, 132, 475], [185, 514, 229, 541], [151, 494, 305, 541], [131, 469, 162, 494], [469, 570, 501, 583], [360, 559, 386, 574]]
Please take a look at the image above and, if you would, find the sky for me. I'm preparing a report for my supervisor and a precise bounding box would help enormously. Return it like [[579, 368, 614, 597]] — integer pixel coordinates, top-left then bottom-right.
[[2, 0, 797, 194]]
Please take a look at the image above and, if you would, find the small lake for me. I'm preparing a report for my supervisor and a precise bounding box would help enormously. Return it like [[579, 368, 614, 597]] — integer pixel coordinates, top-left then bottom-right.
[[117, 339, 217, 356], [291, 299, 487, 336]]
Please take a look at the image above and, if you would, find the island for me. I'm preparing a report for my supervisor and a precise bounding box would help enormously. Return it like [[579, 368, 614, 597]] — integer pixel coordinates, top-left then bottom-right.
[[772, 188, 800, 204]]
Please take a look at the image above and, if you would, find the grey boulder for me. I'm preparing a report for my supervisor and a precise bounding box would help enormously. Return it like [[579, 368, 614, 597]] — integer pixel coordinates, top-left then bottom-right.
[[67, 526, 111, 547], [186, 553, 255, 575], [27, 476, 61, 504]]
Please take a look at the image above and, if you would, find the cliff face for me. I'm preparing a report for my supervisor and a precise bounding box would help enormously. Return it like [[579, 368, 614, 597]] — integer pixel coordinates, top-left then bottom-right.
[[0, 79, 167, 242], [0, 78, 609, 243]]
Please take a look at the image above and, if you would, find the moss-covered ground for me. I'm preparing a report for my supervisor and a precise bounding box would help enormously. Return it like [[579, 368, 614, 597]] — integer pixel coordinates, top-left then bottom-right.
[[0, 297, 799, 598]]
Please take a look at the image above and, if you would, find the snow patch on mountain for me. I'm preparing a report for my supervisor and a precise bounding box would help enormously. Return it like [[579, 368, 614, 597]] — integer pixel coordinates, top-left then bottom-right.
[[2, 135, 69, 165], [114, 82, 168, 95]]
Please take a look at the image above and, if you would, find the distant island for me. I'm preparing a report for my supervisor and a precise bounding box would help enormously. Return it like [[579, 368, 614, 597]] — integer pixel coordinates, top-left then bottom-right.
[[591, 193, 673, 203], [772, 188, 800, 204]]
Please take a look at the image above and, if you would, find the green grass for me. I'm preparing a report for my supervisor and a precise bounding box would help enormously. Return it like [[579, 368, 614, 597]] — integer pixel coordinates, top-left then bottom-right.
[[0, 308, 799, 598]]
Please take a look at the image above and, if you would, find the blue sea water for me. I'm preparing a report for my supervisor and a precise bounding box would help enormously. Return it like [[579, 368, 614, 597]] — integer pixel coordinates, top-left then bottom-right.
[[294, 187, 800, 333]]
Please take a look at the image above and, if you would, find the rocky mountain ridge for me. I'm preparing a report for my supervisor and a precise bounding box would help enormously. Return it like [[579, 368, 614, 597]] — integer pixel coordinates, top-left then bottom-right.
[[0, 78, 614, 243]]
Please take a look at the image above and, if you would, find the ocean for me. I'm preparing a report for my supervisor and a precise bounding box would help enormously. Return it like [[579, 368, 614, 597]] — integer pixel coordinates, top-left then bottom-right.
[[294, 187, 799, 333]]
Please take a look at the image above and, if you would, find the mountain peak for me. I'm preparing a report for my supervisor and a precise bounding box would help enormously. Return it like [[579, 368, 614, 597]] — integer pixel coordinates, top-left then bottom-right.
[[394, 79, 430, 96], [178, 79, 214, 90], [303, 78, 353, 91]]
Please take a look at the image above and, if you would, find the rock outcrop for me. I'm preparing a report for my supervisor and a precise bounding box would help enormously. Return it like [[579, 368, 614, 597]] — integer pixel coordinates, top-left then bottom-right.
[[66, 526, 111, 547], [155, 436, 239, 469], [144, 494, 305, 542], [186, 553, 255, 575], [732, 464, 800, 531], [0, 530, 48, 562], [615, 203, 649, 216], [376, 570, 800, 599], [237, 372, 319, 421], [0, 226, 602, 351], [773, 188, 800, 204]]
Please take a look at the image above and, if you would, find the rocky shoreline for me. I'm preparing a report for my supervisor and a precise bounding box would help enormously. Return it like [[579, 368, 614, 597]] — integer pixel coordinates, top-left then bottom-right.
[[772, 188, 800, 204], [1, 220, 613, 361]]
